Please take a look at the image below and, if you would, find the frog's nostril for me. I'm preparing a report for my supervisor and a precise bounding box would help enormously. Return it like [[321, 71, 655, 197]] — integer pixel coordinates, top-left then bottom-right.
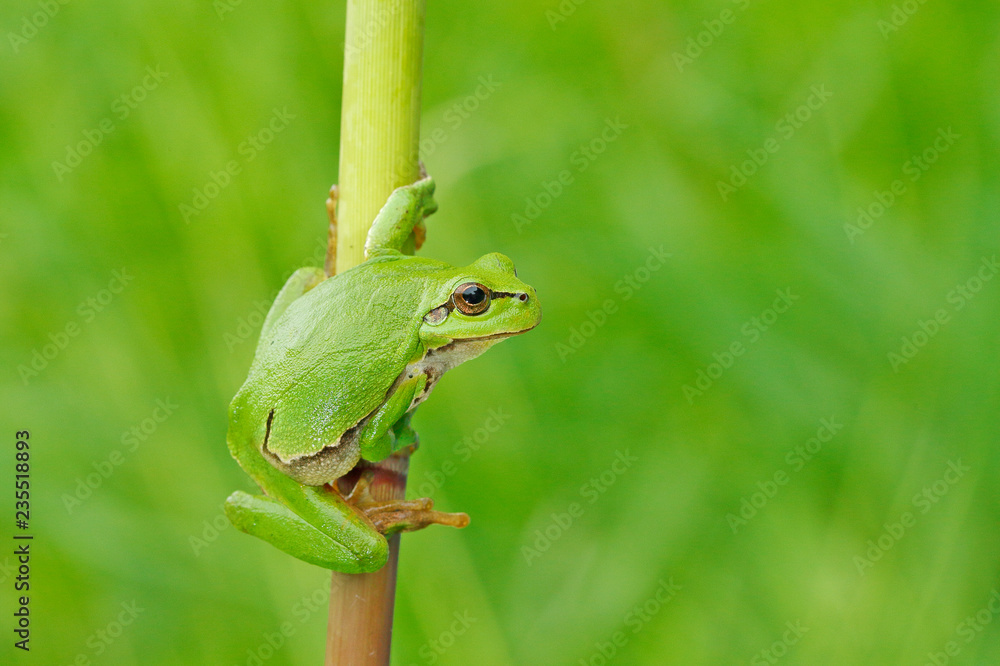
[[518, 293, 529, 302]]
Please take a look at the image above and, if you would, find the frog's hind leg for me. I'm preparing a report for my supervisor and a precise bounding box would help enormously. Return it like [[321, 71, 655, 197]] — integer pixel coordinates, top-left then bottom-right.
[[257, 267, 326, 348], [224, 489, 388, 573]]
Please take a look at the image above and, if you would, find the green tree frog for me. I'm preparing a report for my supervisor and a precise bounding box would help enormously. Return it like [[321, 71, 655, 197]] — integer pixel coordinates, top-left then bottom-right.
[[225, 175, 541, 572]]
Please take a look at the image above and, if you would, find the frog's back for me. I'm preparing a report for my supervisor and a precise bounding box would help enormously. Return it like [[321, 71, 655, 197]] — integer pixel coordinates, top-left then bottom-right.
[[233, 257, 445, 463]]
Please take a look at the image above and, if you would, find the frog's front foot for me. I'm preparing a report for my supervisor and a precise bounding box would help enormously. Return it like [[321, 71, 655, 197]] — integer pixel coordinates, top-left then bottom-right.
[[339, 470, 469, 535]]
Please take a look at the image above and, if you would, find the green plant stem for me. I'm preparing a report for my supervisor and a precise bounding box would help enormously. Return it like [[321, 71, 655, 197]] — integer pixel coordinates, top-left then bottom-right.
[[324, 0, 426, 663], [333, 0, 425, 274]]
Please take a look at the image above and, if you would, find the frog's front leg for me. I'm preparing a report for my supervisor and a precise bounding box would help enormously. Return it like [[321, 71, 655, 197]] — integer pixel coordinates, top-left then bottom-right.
[[358, 373, 427, 462], [364, 174, 437, 258]]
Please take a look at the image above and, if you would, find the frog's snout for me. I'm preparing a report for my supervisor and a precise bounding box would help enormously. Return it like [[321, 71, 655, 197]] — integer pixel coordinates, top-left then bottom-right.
[[513, 285, 537, 306], [512, 287, 541, 327]]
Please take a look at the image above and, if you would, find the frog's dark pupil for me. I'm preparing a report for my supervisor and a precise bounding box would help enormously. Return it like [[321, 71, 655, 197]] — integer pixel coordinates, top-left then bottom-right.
[[462, 286, 486, 304]]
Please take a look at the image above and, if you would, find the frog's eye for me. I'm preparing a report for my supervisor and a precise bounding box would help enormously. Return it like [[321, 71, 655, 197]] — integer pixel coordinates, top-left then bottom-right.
[[452, 282, 491, 315]]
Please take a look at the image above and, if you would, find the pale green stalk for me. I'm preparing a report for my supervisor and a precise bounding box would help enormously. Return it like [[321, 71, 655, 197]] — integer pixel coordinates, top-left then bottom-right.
[[334, 0, 425, 273]]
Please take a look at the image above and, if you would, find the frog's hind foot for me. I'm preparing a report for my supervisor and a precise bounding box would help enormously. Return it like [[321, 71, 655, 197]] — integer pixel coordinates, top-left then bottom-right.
[[366, 502, 469, 535], [338, 470, 469, 535]]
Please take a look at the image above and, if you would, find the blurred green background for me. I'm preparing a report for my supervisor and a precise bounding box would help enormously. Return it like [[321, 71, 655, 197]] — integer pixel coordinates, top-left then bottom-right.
[[2, 0, 999, 663]]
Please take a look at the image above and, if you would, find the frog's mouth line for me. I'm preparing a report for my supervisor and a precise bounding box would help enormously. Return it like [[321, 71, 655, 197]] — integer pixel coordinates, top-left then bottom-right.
[[445, 320, 540, 346]]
